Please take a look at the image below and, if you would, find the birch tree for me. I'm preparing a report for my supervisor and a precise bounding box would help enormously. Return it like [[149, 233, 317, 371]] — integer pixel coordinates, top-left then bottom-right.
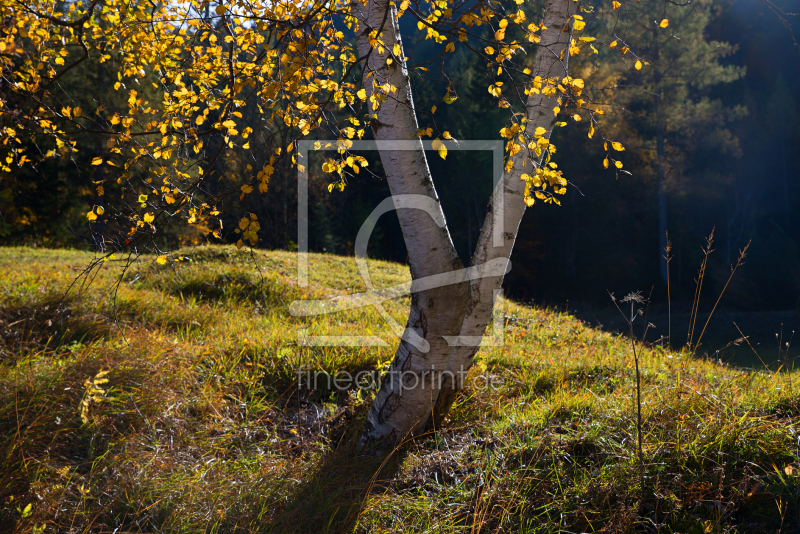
[[351, 0, 580, 446], [0, 0, 657, 448]]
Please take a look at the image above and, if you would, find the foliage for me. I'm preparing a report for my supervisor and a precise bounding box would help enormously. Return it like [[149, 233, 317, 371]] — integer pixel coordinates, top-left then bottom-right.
[[593, 0, 747, 244], [0, 0, 668, 255]]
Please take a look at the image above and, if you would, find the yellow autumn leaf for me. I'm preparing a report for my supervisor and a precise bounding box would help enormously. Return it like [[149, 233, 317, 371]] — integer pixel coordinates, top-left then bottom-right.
[[612, 1, 621, 9], [437, 142, 448, 160], [660, 19, 669, 28], [357, 88, 367, 100], [96, 206, 104, 215], [573, 20, 585, 30], [534, 127, 546, 138], [615, 160, 623, 169], [488, 84, 502, 97], [432, 138, 447, 160], [553, 106, 560, 116], [603, 158, 609, 169], [157, 255, 167, 265], [215, 4, 226, 15], [485, 46, 495, 55], [144, 213, 154, 223], [611, 142, 625, 151], [635, 60, 642, 70], [445, 42, 455, 53], [86, 211, 97, 221], [91, 157, 103, 165], [393, 43, 401, 56], [573, 114, 581, 121]]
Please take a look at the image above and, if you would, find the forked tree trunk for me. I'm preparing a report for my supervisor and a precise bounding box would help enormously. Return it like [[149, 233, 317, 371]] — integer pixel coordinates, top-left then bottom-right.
[[353, 0, 576, 448]]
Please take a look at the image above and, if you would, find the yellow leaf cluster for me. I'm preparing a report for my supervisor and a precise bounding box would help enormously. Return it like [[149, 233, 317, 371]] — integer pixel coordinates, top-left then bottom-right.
[[0, 0, 638, 245]]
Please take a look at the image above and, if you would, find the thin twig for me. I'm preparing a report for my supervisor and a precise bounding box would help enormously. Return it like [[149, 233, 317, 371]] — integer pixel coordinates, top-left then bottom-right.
[[695, 241, 750, 350], [688, 228, 715, 348], [733, 322, 770, 371], [610, 290, 646, 491]]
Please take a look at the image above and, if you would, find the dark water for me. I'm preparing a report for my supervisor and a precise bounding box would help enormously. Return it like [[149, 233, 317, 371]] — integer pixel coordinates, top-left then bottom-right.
[[569, 305, 799, 370]]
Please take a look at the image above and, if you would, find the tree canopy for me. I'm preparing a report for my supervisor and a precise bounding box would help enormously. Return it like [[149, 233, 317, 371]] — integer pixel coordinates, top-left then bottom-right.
[[0, 0, 659, 257]]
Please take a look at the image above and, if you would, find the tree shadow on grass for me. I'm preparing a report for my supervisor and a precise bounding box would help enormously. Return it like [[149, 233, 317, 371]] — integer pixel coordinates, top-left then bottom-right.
[[0, 293, 110, 362], [265, 418, 407, 534]]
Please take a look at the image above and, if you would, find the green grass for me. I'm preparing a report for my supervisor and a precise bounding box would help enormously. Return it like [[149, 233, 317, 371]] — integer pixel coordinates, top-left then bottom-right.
[[1, 245, 800, 533]]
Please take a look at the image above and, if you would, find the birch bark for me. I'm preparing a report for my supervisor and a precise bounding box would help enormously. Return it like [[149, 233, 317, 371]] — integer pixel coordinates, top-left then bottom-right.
[[352, 0, 470, 447], [430, 0, 578, 424]]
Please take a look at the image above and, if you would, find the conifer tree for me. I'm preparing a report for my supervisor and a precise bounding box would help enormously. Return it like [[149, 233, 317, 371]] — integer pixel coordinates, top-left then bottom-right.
[[591, 0, 745, 282]]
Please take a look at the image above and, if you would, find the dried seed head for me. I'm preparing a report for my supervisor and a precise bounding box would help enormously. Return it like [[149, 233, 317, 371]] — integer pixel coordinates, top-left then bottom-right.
[[621, 291, 645, 304]]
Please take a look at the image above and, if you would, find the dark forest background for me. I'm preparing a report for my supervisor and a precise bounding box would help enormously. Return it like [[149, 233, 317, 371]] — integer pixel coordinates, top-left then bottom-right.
[[1, 0, 798, 359]]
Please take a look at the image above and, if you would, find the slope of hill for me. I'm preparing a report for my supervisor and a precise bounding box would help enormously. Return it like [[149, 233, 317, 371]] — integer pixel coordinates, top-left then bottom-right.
[[1, 246, 798, 533]]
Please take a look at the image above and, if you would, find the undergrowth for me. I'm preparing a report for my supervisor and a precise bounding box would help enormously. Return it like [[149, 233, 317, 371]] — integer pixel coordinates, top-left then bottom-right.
[[1, 246, 799, 533]]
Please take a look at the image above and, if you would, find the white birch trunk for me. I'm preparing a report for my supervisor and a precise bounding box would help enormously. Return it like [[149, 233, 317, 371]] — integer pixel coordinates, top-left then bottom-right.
[[352, 0, 470, 448], [431, 0, 578, 422]]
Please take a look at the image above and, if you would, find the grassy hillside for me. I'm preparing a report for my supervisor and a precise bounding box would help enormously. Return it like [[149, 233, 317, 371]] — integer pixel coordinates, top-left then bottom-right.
[[1, 246, 799, 533]]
